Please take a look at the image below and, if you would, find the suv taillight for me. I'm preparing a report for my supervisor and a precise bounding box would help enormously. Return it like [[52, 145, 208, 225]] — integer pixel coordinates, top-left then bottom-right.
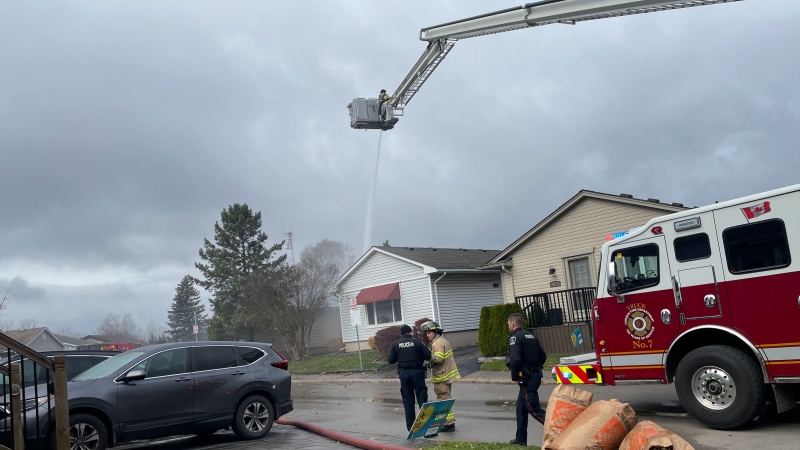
[[271, 349, 289, 370]]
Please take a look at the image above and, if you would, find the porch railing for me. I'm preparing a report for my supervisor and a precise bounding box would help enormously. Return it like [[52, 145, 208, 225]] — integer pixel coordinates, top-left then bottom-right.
[[0, 334, 69, 450], [515, 287, 597, 348]]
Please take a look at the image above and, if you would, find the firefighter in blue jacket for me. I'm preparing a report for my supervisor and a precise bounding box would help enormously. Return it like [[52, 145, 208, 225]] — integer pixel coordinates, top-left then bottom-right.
[[506, 313, 547, 446], [388, 324, 432, 431]]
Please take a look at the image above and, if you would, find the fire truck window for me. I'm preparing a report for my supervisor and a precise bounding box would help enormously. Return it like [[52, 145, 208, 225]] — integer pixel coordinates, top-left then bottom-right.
[[723, 219, 790, 274], [610, 244, 660, 294], [674, 233, 711, 262]]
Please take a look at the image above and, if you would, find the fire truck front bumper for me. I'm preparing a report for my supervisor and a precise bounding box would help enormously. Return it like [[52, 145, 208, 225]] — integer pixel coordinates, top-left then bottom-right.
[[552, 352, 603, 385]]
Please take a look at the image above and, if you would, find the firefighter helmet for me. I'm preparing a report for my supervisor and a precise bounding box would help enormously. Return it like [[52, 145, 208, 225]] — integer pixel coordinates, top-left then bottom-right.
[[421, 321, 442, 332]]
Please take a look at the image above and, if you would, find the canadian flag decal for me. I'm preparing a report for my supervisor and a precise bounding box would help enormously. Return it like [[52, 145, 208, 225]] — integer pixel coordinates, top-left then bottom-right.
[[741, 201, 771, 220]]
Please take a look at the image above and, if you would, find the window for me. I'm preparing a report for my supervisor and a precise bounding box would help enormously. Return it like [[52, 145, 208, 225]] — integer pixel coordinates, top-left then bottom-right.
[[235, 346, 265, 365], [131, 348, 189, 378], [366, 299, 402, 325], [610, 244, 660, 294], [723, 219, 790, 274], [193, 346, 237, 372], [674, 233, 711, 262], [65, 356, 97, 380]]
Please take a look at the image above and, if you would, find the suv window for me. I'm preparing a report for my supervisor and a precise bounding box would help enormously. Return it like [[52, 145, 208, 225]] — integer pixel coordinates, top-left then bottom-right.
[[235, 346, 266, 365], [723, 219, 790, 273], [193, 346, 237, 372], [66, 356, 98, 380], [610, 244, 660, 294], [674, 233, 711, 262], [131, 348, 189, 378]]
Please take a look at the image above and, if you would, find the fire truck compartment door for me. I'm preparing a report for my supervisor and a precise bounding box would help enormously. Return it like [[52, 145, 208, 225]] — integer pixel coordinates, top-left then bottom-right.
[[677, 265, 722, 319]]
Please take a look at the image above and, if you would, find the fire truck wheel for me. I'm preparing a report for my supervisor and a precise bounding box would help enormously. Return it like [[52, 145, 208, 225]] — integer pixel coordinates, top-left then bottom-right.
[[675, 345, 766, 430]]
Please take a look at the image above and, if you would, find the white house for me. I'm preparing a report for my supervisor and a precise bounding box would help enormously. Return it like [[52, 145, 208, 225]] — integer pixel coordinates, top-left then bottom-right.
[[335, 246, 504, 350]]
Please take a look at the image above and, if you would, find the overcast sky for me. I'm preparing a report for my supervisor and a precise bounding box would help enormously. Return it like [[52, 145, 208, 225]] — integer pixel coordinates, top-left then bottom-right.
[[1, 0, 798, 336]]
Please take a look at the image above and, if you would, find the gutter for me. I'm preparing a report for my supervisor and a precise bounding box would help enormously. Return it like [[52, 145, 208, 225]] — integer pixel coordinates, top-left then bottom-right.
[[432, 272, 446, 324], [501, 265, 515, 302]]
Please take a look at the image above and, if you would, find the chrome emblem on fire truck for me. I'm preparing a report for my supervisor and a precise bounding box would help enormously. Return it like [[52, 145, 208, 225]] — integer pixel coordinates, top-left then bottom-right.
[[625, 306, 655, 340]]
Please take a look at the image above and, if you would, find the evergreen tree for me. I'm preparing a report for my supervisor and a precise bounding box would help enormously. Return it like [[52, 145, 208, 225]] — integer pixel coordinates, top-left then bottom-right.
[[195, 204, 285, 341], [167, 275, 207, 342]]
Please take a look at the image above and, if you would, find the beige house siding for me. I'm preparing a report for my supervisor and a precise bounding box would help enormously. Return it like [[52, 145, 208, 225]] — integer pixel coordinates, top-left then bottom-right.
[[502, 197, 683, 302]]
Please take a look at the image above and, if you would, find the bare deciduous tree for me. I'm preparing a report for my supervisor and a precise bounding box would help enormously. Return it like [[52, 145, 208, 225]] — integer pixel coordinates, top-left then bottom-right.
[[244, 252, 340, 360], [94, 313, 142, 340], [54, 325, 84, 339], [17, 318, 39, 329]]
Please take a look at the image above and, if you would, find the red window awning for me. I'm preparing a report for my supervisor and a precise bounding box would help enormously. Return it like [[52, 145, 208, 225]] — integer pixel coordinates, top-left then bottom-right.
[[356, 282, 401, 305]]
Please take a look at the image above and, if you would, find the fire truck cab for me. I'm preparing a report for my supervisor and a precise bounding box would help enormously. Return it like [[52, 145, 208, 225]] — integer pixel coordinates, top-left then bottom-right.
[[554, 184, 800, 429]]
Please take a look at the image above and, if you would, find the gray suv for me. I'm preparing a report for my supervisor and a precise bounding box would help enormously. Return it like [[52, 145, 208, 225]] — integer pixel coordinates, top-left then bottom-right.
[[9, 341, 292, 450]]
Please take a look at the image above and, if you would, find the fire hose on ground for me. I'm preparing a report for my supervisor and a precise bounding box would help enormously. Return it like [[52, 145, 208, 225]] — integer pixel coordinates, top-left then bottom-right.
[[275, 417, 411, 450]]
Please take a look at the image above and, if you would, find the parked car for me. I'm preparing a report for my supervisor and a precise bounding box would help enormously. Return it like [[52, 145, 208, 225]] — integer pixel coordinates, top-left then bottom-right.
[[0, 350, 119, 397], [3, 341, 292, 450]]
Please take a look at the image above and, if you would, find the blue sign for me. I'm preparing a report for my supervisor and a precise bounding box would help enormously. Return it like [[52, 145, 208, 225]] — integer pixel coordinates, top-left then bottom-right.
[[571, 328, 584, 348], [406, 399, 455, 439]]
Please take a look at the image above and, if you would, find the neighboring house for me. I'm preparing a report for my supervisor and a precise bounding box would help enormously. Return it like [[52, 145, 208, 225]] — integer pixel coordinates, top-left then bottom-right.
[[79, 335, 148, 351], [481, 190, 688, 353], [1, 327, 66, 353], [335, 246, 504, 351], [54, 334, 96, 351]]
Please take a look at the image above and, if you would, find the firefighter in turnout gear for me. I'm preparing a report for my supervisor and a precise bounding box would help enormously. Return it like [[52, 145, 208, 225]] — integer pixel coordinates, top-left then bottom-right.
[[421, 320, 460, 433], [388, 324, 432, 431], [506, 313, 547, 446]]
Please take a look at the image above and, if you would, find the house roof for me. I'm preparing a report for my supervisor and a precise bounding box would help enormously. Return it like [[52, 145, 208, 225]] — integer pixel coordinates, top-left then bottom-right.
[[486, 189, 689, 265], [81, 334, 148, 345], [0, 327, 65, 352], [336, 246, 502, 288], [54, 334, 95, 346]]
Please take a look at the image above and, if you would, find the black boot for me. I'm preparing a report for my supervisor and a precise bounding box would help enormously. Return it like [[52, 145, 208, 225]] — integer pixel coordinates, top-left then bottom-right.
[[441, 424, 455, 432], [509, 439, 527, 446]]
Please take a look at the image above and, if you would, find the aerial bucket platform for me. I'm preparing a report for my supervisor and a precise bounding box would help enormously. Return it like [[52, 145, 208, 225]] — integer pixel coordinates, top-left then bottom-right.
[[348, 98, 400, 131]]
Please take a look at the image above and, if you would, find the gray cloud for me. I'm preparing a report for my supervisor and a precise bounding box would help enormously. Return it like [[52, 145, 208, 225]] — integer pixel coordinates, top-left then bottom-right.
[[0, 1, 797, 330]]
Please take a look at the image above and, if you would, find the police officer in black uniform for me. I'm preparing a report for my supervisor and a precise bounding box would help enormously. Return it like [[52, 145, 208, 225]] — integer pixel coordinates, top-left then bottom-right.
[[506, 313, 547, 446], [388, 324, 432, 431]]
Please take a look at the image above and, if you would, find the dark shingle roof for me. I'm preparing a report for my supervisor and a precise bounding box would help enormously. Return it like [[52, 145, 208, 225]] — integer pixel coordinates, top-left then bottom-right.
[[379, 247, 501, 270]]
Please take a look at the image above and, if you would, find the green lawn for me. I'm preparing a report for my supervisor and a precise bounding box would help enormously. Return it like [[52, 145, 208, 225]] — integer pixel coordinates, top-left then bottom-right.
[[288, 350, 383, 373], [480, 353, 577, 373], [433, 442, 540, 450]]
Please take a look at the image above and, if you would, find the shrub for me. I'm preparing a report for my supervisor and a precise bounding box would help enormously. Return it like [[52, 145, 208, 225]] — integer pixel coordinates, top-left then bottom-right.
[[367, 336, 377, 351], [478, 303, 525, 357], [413, 317, 433, 346], [373, 326, 401, 361]]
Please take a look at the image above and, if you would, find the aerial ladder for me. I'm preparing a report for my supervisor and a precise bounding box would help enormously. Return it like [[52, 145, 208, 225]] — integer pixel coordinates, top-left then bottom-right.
[[348, 0, 743, 131]]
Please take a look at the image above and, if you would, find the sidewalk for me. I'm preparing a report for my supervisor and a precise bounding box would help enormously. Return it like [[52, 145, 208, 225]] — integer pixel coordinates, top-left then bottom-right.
[[292, 369, 552, 384]]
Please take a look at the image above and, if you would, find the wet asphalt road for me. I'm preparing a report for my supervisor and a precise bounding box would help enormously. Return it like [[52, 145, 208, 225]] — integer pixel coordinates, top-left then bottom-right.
[[120, 381, 799, 450]]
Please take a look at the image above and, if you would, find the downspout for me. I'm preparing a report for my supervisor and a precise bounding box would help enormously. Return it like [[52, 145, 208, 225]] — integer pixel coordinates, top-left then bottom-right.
[[432, 272, 447, 323], [501, 265, 515, 303]]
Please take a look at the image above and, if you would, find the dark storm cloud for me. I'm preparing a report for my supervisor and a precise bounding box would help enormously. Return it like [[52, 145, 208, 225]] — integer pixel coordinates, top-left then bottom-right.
[[0, 1, 797, 329], [0, 277, 47, 302]]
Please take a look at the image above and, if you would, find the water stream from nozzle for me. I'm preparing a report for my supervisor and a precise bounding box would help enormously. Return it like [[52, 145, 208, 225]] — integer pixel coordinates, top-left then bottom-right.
[[363, 130, 383, 253]]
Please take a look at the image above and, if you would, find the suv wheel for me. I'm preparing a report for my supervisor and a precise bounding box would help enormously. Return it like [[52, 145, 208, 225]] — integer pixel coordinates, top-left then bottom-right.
[[233, 395, 274, 440], [52, 413, 108, 450]]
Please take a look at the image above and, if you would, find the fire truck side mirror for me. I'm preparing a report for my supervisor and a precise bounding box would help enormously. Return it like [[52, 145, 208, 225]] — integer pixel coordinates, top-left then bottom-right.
[[607, 261, 618, 295]]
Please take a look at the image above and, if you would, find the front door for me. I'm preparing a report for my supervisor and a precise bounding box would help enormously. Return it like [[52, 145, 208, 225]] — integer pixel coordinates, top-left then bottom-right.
[[117, 347, 194, 441]]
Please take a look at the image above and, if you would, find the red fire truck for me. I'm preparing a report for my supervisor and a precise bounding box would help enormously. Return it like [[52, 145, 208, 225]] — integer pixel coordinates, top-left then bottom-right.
[[554, 184, 800, 429]]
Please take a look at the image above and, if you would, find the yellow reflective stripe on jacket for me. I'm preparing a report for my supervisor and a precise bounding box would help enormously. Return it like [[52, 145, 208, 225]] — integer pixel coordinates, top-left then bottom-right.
[[433, 350, 452, 359], [431, 368, 460, 383]]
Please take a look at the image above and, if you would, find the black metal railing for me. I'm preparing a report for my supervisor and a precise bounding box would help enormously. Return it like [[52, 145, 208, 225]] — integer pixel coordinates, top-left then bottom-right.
[[516, 287, 596, 328]]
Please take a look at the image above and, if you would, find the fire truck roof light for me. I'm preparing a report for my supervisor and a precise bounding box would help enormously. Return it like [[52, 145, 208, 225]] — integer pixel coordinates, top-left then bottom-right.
[[674, 217, 701, 232]]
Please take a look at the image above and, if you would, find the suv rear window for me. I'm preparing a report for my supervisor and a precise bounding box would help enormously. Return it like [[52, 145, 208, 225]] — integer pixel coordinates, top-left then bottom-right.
[[236, 346, 266, 365]]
